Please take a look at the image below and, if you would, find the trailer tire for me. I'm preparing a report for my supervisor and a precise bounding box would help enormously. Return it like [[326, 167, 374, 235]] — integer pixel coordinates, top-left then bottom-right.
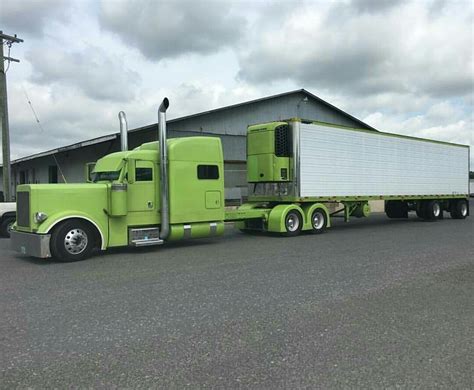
[[0, 216, 15, 238], [284, 210, 303, 237], [385, 201, 408, 218], [425, 200, 442, 221], [50, 219, 95, 262], [416, 201, 427, 219], [310, 208, 327, 234], [450, 199, 468, 219]]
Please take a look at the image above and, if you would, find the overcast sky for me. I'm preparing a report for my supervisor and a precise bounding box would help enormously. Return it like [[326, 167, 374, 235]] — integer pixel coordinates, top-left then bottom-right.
[[1, 0, 473, 164]]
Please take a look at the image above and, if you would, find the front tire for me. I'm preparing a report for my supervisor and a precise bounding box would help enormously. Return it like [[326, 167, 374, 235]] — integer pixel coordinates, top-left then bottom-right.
[[50, 220, 95, 262]]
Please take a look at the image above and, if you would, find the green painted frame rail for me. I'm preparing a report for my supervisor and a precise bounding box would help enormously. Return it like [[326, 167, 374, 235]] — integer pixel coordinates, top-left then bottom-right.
[[224, 208, 272, 222], [249, 194, 469, 203]]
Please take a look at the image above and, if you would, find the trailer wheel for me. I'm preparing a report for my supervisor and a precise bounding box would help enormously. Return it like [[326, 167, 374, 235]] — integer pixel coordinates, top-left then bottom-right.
[[385, 200, 408, 218], [284, 210, 303, 236], [450, 199, 468, 219], [50, 220, 95, 262], [0, 216, 15, 238], [425, 200, 442, 220], [416, 201, 426, 219], [310, 209, 327, 234]]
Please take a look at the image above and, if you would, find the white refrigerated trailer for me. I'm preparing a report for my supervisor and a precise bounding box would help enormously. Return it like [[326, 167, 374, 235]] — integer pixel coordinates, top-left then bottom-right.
[[297, 122, 469, 198]]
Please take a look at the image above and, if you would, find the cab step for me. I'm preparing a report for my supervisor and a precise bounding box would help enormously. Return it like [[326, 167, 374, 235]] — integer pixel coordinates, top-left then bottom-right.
[[129, 227, 164, 247]]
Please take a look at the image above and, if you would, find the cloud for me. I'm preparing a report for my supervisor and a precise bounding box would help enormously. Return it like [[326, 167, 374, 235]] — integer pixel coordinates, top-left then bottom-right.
[[3, 0, 472, 171], [8, 83, 122, 159], [99, 0, 246, 61], [26, 47, 141, 102], [238, 1, 473, 99], [351, 0, 407, 14], [6, 79, 265, 160], [163, 82, 262, 118], [362, 100, 473, 159], [0, 0, 68, 36]]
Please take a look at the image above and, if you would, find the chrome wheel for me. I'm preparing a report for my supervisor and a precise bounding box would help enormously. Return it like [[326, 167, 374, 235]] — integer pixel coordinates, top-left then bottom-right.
[[432, 202, 441, 218], [64, 228, 88, 255], [286, 212, 300, 232], [7, 221, 14, 234], [283, 210, 303, 236], [461, 203, 468, 217], [312, 211, 325, 230]]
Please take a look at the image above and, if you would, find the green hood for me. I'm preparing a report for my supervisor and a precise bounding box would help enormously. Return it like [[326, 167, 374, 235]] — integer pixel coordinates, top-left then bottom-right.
[[16, 183, 109, 234]]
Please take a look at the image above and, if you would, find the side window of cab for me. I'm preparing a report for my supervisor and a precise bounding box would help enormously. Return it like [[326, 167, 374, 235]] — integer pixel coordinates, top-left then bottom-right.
[[135, 161, 153, 182]]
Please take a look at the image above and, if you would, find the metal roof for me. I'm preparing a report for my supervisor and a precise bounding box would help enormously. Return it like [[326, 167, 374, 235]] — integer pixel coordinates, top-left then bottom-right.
[[128, 88, 375, 135], [7, 89, 374, 166]]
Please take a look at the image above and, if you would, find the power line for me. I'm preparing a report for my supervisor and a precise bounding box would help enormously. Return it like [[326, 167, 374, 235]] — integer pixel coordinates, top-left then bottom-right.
[[22, 85, 44, 132], [21, 84, 67, 183]]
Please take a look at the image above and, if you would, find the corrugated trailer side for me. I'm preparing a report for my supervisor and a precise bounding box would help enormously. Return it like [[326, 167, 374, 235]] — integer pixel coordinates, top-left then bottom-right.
[[298, 122, 469, 198]]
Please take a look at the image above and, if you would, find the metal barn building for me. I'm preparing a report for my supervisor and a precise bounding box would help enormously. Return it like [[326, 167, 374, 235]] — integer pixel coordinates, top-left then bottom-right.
[[0, 89, 374, 202]]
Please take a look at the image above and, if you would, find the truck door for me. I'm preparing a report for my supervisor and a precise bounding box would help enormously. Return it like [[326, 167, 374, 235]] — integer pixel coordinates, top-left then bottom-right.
[[128, 160, 156, 213]]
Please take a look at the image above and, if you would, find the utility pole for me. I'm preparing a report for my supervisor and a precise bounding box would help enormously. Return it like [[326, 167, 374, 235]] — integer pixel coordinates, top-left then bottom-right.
[[1, 31, 23, 202]]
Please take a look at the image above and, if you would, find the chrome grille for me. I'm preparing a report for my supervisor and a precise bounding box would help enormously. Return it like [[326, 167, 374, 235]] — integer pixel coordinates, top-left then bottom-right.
[[17, 192, 30, 228]]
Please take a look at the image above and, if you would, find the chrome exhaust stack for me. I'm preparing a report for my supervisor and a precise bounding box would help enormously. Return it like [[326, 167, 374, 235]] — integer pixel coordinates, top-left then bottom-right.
[[118, 111, 128, 151], [158, 98, 170, 239]]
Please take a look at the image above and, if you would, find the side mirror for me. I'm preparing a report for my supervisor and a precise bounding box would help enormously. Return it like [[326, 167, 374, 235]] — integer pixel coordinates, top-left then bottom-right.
[[127, 159, 136, 184], [85, 162, 96, 183]]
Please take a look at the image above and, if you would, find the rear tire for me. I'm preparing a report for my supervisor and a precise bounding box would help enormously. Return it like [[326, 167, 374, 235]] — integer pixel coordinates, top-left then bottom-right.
[[0, 216, 15, 238], [310, 209, 327, 234], [385, 200, 408, 218], [284, 210, 303, 237], [416, 201, 426, 219], [425, 200, 442, 221], [450, 199, 468, 220], [50, 220, 95, 262]]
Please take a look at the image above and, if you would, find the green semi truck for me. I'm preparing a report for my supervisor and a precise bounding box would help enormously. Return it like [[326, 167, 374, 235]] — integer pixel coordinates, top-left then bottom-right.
[[11, 98, 470, 261]]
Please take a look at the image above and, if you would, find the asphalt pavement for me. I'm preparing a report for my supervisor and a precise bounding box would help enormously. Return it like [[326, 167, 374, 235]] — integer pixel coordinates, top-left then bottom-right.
[[0, 207, 473, 388]]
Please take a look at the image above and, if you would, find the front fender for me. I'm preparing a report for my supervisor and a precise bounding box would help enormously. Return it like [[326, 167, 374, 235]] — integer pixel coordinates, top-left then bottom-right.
[[37, 211, 108, 250]]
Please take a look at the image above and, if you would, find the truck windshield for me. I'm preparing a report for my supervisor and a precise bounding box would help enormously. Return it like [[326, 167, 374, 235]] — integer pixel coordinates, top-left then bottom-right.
[[92, 171, 120, 182]]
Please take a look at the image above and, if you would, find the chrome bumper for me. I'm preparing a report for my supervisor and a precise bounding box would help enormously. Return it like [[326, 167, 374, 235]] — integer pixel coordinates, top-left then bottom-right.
[[10, 230, 52, 258]]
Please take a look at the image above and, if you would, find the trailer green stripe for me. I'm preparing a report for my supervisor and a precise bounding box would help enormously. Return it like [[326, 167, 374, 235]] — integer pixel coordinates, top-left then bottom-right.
[[249, 194, 469, 203]]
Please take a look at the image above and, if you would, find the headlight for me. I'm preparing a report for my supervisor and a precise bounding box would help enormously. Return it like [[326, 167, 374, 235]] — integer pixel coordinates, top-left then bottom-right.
[[34, 212, 48, 223]]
